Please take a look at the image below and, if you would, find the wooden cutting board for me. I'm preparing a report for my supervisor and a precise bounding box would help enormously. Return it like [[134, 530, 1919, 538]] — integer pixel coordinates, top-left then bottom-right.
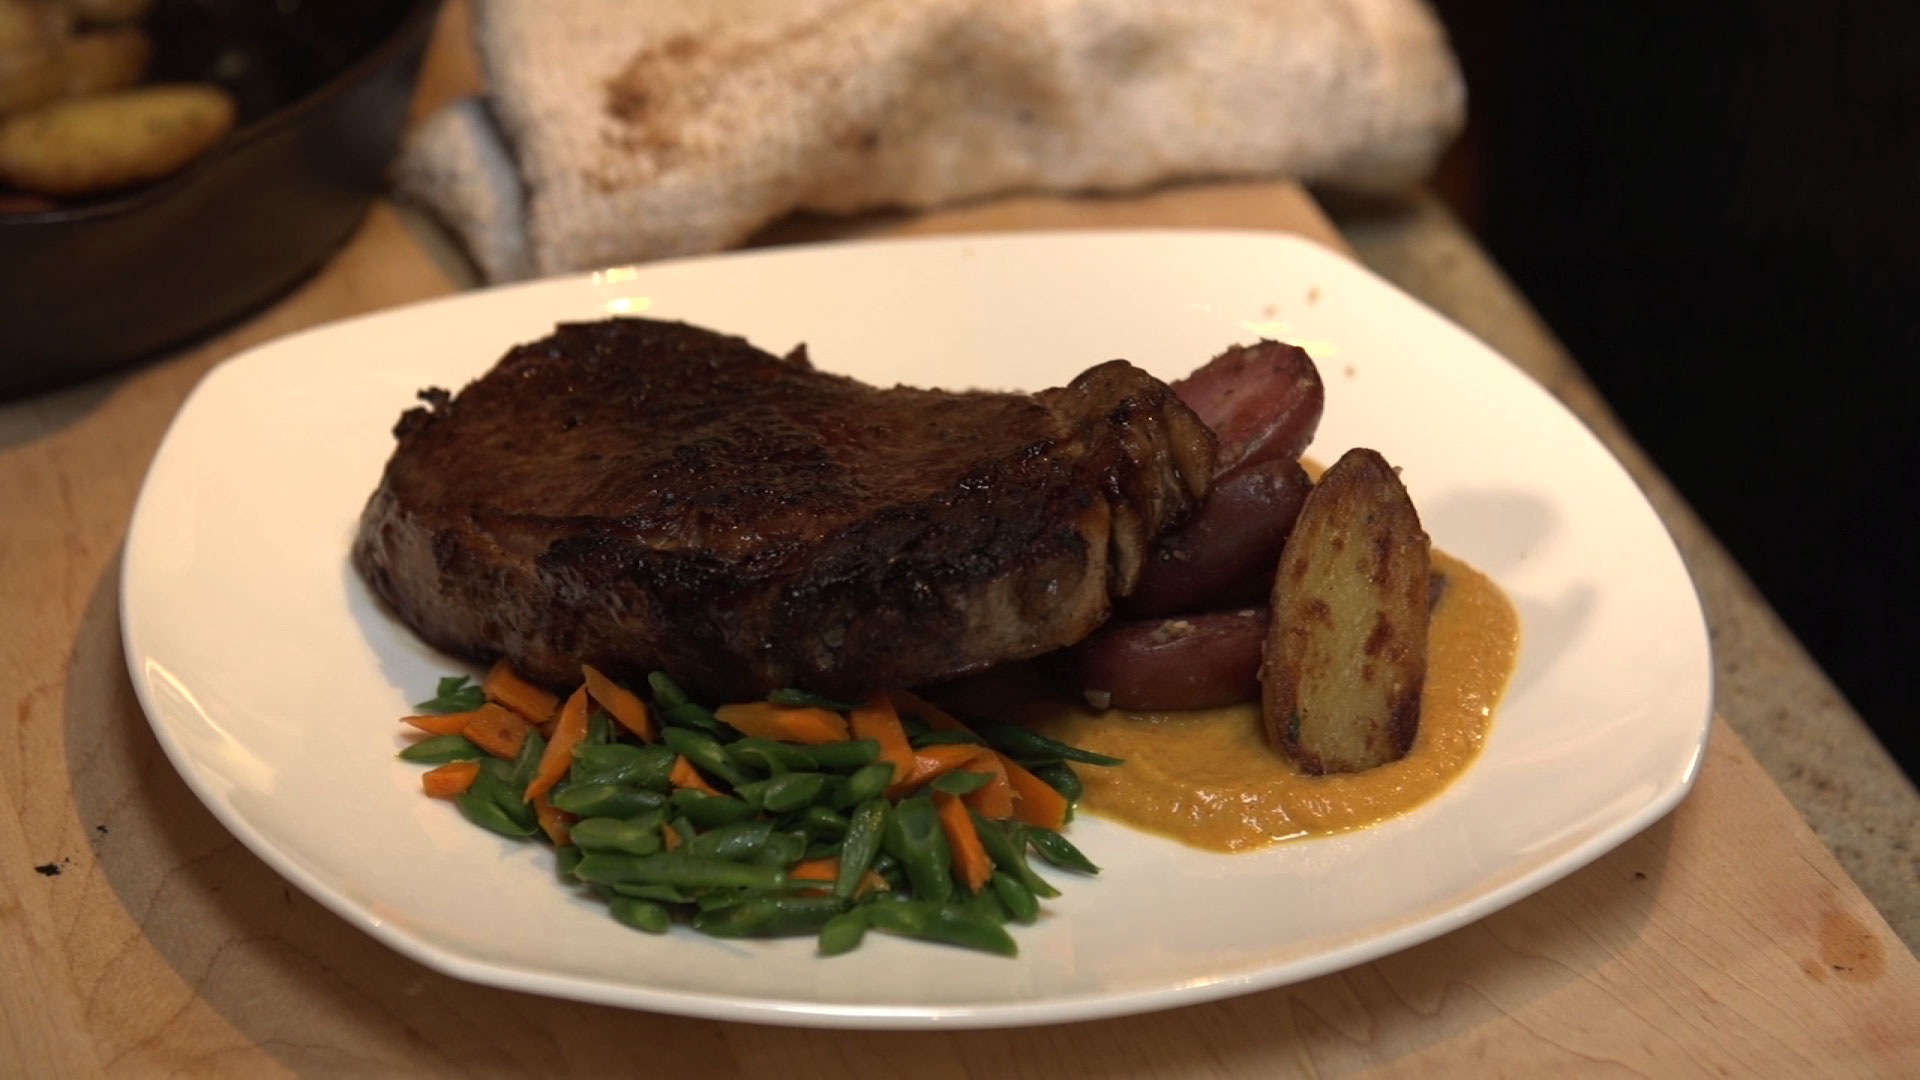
[[1, 5, 1914, 1074], [2, 178, 1915, 1077]]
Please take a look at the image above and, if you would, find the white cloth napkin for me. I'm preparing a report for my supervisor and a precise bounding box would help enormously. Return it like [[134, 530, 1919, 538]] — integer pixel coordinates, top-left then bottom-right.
[[397, 0, 1464, 282]]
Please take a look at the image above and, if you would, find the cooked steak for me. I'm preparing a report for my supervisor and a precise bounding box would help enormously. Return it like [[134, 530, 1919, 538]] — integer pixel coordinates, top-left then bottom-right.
[[352, 318, 1215, 699]]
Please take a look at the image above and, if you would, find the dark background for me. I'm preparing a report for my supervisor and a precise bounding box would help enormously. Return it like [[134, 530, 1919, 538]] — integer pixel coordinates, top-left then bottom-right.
[[1421, 1, 1918, 780]]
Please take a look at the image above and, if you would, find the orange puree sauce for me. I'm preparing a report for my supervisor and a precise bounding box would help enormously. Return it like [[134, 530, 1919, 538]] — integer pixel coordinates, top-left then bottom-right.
[[990, 551, 1519, 852]]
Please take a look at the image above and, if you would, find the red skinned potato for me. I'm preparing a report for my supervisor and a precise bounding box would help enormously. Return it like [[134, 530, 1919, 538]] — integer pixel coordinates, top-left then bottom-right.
[[1124, 457, 1312, 616], [1072, 608, 1267, 712], [1261, 448, 1431, 774], [1171, 340, 1324, 478]]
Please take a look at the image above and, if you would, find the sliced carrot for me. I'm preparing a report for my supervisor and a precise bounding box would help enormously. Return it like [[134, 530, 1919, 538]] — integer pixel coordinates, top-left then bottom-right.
[[402, 711, 473, 736], [420, 760, 480, 799], [581, 663, 654, 742], [532, 790, 575, 846], [660, 822, 682, 851], [849, 694, 917, 792], [788, 856, 839, 882], [669, 754, 723, 795], [483, 658, 558, 725], [713, 701, 849, 744], [934, 790, 994, 894], [888, 742, 985, 797], [786, 856, 886, 897], [999, 751, 1069, 829], [959, 748, 1016, 819], [461, 702, 532, 760], [886, 688, 974, 734], [525, 685, 589, 802]]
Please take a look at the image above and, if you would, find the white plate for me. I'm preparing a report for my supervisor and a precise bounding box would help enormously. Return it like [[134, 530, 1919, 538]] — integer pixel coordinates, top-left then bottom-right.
[[123, 231, 1712, 1029]]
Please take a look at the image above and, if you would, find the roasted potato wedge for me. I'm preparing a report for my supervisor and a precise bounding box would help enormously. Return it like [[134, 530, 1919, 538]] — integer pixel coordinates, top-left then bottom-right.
[[67, 0, 153, 24], [1260, 447, 1431, 774], [1171, 339, 1325, 479], [1125, 457, 1313, 616], [0, 81, 232, 195], [58, 26, 149, 96], [1072, 607, 1268, 712], [0, 0, 66, 116]]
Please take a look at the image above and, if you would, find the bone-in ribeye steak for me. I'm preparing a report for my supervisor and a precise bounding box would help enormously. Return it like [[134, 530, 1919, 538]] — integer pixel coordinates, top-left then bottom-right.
[[352, 318, 1216, 699]]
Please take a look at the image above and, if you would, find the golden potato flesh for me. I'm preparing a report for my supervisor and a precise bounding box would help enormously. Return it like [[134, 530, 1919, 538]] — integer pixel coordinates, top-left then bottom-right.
[[1261, 447, 1432, 774]]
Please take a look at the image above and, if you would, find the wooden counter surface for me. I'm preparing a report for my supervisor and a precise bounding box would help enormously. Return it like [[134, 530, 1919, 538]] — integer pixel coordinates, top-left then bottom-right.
[[2, 8, 1915, 1076]]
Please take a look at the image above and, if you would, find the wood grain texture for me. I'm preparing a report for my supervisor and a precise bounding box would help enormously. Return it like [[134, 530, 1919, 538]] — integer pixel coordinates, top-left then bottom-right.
[[2, 3, 1916, 1074]]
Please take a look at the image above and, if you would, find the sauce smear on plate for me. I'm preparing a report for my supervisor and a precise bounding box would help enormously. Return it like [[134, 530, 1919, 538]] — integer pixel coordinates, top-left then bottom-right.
[[998, 551, 1519, 852]]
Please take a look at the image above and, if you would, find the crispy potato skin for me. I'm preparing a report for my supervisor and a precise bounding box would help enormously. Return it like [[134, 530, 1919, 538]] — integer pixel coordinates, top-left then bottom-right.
[[1260, 447, 1431, 774], [0, 81, 232, 194]]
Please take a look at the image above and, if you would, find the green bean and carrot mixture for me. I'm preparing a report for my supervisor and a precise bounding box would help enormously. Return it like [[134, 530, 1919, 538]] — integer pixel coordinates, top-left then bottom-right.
[[396, 660, 1115, 957]]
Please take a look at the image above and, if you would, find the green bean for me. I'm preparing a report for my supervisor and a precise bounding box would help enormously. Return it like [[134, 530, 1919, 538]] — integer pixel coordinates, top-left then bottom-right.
[[801, 804, 850, 841], [794, 738, 880, 772], [415, 674, 485, 713], [870, 851, 906, 892], [660, 727, 752, 787], [570, 814, 667, 856], [571, 743, 676, 790], [608, 896, 673, 933], [610, 882, 694, 903], [966, 715, 1124, 767], [693, 895, 848, 938], [882, 796, 952, 903], [969, 811, 1059, 899], [750, 829, 809, 869], [767, 688, 863, 710], [1029, 761, 1084, 804], [662, 700, 727, 736], [506, 729, 546, 792], [829, 761, 896, 809], [964, 882, 1010, 924], [865, 899, 1017, 956], [646, 670, 690, 709], [555, 844, 584, 879], [990, 870, 1039, 924], [835, 797, 889, 900], [672, 790, 758, 828], [549, 781, 667, 819], [573, 852, 785, 890], [896, 711, 933, 740], [456, 793, 537, 837], [928, 769, 993, 796], [908, 730, 986, 750], [1026, 826, 1100, 874], [470, 758, 538, 830], [397, 734, 483, 763], [725, 737, 811, 776], [817, 906, 869, 956], [758, 771, 828, 813], [679, 890, 728, 912], [686, 819, 774, 861], [584, 707, 614, 747]]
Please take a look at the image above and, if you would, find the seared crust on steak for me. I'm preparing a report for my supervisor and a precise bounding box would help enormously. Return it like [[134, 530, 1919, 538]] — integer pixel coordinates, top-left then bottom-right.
[[352, 318, 1214, 699]]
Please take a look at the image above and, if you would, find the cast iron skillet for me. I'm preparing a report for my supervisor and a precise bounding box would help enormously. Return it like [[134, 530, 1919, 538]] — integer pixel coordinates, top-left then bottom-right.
[[0, 0, 442, 398]]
